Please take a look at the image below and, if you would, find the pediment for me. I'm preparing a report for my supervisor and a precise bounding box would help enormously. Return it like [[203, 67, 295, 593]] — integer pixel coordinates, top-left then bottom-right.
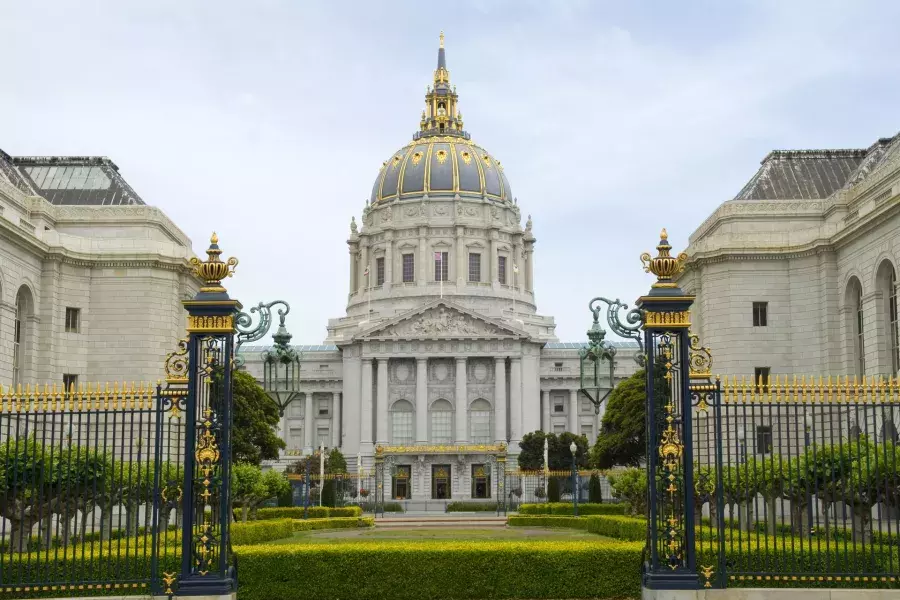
[[356, 300, 527, 341]]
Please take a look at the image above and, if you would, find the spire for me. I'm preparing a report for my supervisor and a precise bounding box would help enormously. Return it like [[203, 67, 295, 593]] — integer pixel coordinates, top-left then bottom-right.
[[414, 31, 470, 141]]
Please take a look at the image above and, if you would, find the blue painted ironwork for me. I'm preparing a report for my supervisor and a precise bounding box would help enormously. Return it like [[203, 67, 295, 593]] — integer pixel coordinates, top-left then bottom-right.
[[234, 300, 291, 367]]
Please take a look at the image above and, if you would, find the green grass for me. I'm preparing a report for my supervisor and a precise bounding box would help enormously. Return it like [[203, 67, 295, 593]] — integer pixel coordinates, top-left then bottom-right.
[[266, 526, 615, 545]]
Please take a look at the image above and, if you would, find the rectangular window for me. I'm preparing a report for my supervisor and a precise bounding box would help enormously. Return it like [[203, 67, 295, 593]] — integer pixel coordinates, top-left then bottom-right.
[[434, 251, 449, 282], [552, 424, 565, 434], [582, 421, 595, 443], [431, 411, 453, 443], [402, 253, 415, 283], [498, 256, 507, 285], [288, 427, 303, 449], [752, 302, 768, 327], [290, 401, 304, 417], [581, 398, 593, 413], [468, 253, 481, 282], [754, 367, 771, 392], [392, 411, 414, 445], [316, 427, 329, 449], [318, 397, 330, 416], [470, 409, 492, 444], [63, 373, 78, 391], [553, 362, 564, 372], [553, 399, 565, 413], [65, 307, 81, 333], [755, 425, 773, 455], [393, 465, 411, 499], [376, 257, 385, 286]]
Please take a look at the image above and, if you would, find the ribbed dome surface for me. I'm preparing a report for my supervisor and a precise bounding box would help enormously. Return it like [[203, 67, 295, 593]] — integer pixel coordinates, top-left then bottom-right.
[[370, 136, 512, 205]]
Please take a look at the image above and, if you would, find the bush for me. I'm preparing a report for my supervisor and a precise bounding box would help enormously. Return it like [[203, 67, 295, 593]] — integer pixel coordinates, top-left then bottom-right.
[[446, 501, 498, 512], [518, 502, 625, 516], [234, 540, 643, 600], [507, 516, 589, 530], [608, 468, 647, 516], [322, 480, 336, 507], [359, 502, 404, 513], [548, 477, 561, 502], [291, 517, 374, 532], [589, 474, 603, 503], [232, 519, 295, 545], [256, 506, 362, 520], [585, 515, 646, 541]]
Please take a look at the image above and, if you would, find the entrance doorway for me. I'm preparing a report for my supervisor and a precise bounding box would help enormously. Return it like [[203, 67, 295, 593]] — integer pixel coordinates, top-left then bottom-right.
[[432, 464, 451, 499], [393, 465, 411, 500], [471, 464, 491, 499]]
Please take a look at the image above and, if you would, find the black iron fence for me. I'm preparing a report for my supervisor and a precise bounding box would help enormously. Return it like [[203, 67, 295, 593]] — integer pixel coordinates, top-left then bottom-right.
[[0, 382, 184, 595], [691, 376, 900, 588]]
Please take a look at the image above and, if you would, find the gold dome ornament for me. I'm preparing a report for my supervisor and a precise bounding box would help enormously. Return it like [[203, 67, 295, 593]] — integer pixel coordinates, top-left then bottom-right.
[[640, 228, 688, 289], [190, 232, 239, 294]]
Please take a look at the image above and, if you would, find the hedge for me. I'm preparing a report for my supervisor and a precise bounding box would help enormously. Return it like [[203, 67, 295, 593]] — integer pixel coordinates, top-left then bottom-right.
[[445, 501, 498, 512], [255, 506, 362, 520], [518, 502, 626, 516], [235, 540, 643, 600], [359, 502, 404, 513], [585, 515, 646, 541], [232, 518, 295, 545], [507, 516, 589, 530], [291, 517, 374, 532]]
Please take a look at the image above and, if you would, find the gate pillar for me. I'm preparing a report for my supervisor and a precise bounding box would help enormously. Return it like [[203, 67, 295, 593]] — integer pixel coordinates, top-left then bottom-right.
[[637, 229, 698, 589], [177, 233, 240, 596]]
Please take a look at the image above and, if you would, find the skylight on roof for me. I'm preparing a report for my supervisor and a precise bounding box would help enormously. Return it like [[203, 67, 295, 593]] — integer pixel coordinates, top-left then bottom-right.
[[24, 165, 112, 190]]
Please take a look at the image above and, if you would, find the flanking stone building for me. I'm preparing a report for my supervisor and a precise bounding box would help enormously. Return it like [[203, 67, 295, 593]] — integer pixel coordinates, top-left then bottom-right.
[[0, 151, 198, 386], [679, 133, 900, 381]]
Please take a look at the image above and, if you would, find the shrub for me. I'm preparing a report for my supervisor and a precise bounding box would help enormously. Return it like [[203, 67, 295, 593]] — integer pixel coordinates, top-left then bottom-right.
[[234, 540, 643, 600], [256, 506, 362, 520], [534, 486, 546, 499], [291, 517, 374, 532], [359, 502, 404, 513], [507, 516, 589, 530], [548, 477, 561, 502], [608, 468, 647, 516], [446, 501, 498, 512], [322, 480, 336, 507], [589, 473, 603, 503], [585, 515, 646, 541], [232, 519, 295, 545], [518, 502, 625, 516]]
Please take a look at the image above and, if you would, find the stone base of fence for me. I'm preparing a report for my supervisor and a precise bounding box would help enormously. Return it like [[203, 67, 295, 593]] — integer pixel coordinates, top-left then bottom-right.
[[20, 594, 237, 600], [643, 587, 898, 600]]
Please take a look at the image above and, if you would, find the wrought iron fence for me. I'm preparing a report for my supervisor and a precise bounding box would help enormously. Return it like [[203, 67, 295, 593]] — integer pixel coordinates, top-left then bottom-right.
[[691, 376, 900, 588], [0, 382, 183, 595]]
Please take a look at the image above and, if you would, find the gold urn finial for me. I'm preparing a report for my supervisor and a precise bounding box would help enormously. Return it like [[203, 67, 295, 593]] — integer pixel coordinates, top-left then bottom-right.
[[640, 228, 688, 289], [190, 231, 239, 294], [439, 30, 444, 48]]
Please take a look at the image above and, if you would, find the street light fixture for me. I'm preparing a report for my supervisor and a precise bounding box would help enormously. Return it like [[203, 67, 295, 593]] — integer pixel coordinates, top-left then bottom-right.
[[569, 441, 579, 517], [261, 312, 302, 418], [578, 301, 618, 415]]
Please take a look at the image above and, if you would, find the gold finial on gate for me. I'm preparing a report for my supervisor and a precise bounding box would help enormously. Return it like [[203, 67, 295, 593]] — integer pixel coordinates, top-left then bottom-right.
[[190, 232, 239, 294], [640, 228, 688, 288]]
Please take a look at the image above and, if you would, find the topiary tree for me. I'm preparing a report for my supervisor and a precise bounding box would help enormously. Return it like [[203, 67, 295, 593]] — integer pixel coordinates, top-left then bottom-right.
[[608, 467, 647, 516], [588, 473, 603, 503], [547, 477, 561, 503], [232, 463, 266, 522]]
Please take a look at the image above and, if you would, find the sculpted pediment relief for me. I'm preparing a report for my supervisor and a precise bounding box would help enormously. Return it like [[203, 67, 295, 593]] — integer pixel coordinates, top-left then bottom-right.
[[359, 302, 523, 340]]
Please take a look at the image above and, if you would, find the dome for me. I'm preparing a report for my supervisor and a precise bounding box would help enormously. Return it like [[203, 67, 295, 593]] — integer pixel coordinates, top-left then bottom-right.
[[370, 137, 512, 205]]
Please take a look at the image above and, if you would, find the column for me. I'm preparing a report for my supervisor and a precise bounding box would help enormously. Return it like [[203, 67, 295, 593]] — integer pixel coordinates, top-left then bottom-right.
[[332, 391, 341, 449], [525, 244, 534, 292], [494, 358, 507, 444], [416, 357, 428, 443], [490, 230, 499, 284], [341, 351, 362, 456], [541, 390, 550, 432], [360, 359, 374, 451], [376, 359, 389, 445], [509, 358, 522, 446], [455, 357, 467, 443], [417, 227, 427, 285], [303, 392, 313, 454], [568, 389, 578, 434], [456, 226, 466, 286], [358, 243, 369, 295], [512, 239, 521, 291], [384, 234, 394, 290]]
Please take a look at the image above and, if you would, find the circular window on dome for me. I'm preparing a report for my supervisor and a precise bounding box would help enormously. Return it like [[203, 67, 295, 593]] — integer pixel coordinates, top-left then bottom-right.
[[411, 152, 423, 165], [460, 151, 472, 165], [391, 155, 403, 170], [436, 150, 448, 164], [482, 155, 492, 168]]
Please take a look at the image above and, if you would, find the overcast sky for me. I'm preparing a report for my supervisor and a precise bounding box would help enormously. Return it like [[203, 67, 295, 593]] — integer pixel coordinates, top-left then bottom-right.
[[3, 1, 900, 343]]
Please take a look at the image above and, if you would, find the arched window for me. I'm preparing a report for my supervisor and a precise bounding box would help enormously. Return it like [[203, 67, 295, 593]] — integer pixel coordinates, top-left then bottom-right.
[[847, 278, 865, 376], [13, 286, 33, 387], [430, 399, 453, 443], [469, 398, 492, 444], [877, 260, 899, 374], [390, 399, 414, 445]]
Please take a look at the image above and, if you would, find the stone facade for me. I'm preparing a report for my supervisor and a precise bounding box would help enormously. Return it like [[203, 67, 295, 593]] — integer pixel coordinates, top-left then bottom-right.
[[0, 152, 199, 387], [680, 134, 900, 380]]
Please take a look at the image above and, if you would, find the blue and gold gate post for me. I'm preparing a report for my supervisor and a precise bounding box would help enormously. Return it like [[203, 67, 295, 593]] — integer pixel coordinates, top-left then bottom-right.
[[178, 233, 240, 596], [638, 229, 698, 590]]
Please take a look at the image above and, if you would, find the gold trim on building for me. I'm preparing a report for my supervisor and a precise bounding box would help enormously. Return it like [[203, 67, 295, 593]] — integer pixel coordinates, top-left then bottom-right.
[[644, 310, 691, 328], [186, 314, 235, 333], [374, 443, 507, 455]]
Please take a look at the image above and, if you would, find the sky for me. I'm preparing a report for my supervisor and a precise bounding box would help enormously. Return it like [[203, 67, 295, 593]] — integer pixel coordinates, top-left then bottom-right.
[[3, 0, 900, 343]]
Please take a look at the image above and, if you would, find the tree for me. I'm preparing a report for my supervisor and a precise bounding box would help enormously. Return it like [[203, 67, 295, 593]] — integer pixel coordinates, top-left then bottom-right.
[[548, 432, 589, 470], [548, 477, 561, 502], [232, 464, 290, 521], [588, 473, 603, 503], [608, 467, 647, 516], [231, 370, 286, 465], [517, 431, 546, 471], [326, 448, 348, 474], [0, 436, 55, 552]]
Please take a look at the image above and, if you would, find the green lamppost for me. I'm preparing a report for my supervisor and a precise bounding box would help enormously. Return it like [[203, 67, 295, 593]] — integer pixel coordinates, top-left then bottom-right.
[[578, 300, 619, 414]]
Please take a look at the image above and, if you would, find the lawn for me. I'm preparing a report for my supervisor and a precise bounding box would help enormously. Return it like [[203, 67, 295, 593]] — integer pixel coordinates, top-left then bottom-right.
[[266, 526, 616, 545]]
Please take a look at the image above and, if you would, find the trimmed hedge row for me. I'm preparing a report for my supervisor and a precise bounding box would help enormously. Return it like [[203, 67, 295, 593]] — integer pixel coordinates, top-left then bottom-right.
[[291, 517, 374, 532], [255, 506, 362, 520], [235, 540, 643, 600], [359, 502, 404, 513], [507, 514, 646, 541], [232, 519, 295, 545], [507, 516, 589, 530], [445, 501, 498, 512], [518, 502, 626, 516]]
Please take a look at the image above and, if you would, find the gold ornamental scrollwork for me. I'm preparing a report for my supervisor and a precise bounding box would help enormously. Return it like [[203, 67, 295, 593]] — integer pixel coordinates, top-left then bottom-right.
[[688, 332, 712, 380], [701, 565, 715, 588], [187, 314, 235, 333], [195, 408, 220, 505], [164, 338, 190, 384], [162, 572, 177, 596], [644, 311, 691, 328]]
